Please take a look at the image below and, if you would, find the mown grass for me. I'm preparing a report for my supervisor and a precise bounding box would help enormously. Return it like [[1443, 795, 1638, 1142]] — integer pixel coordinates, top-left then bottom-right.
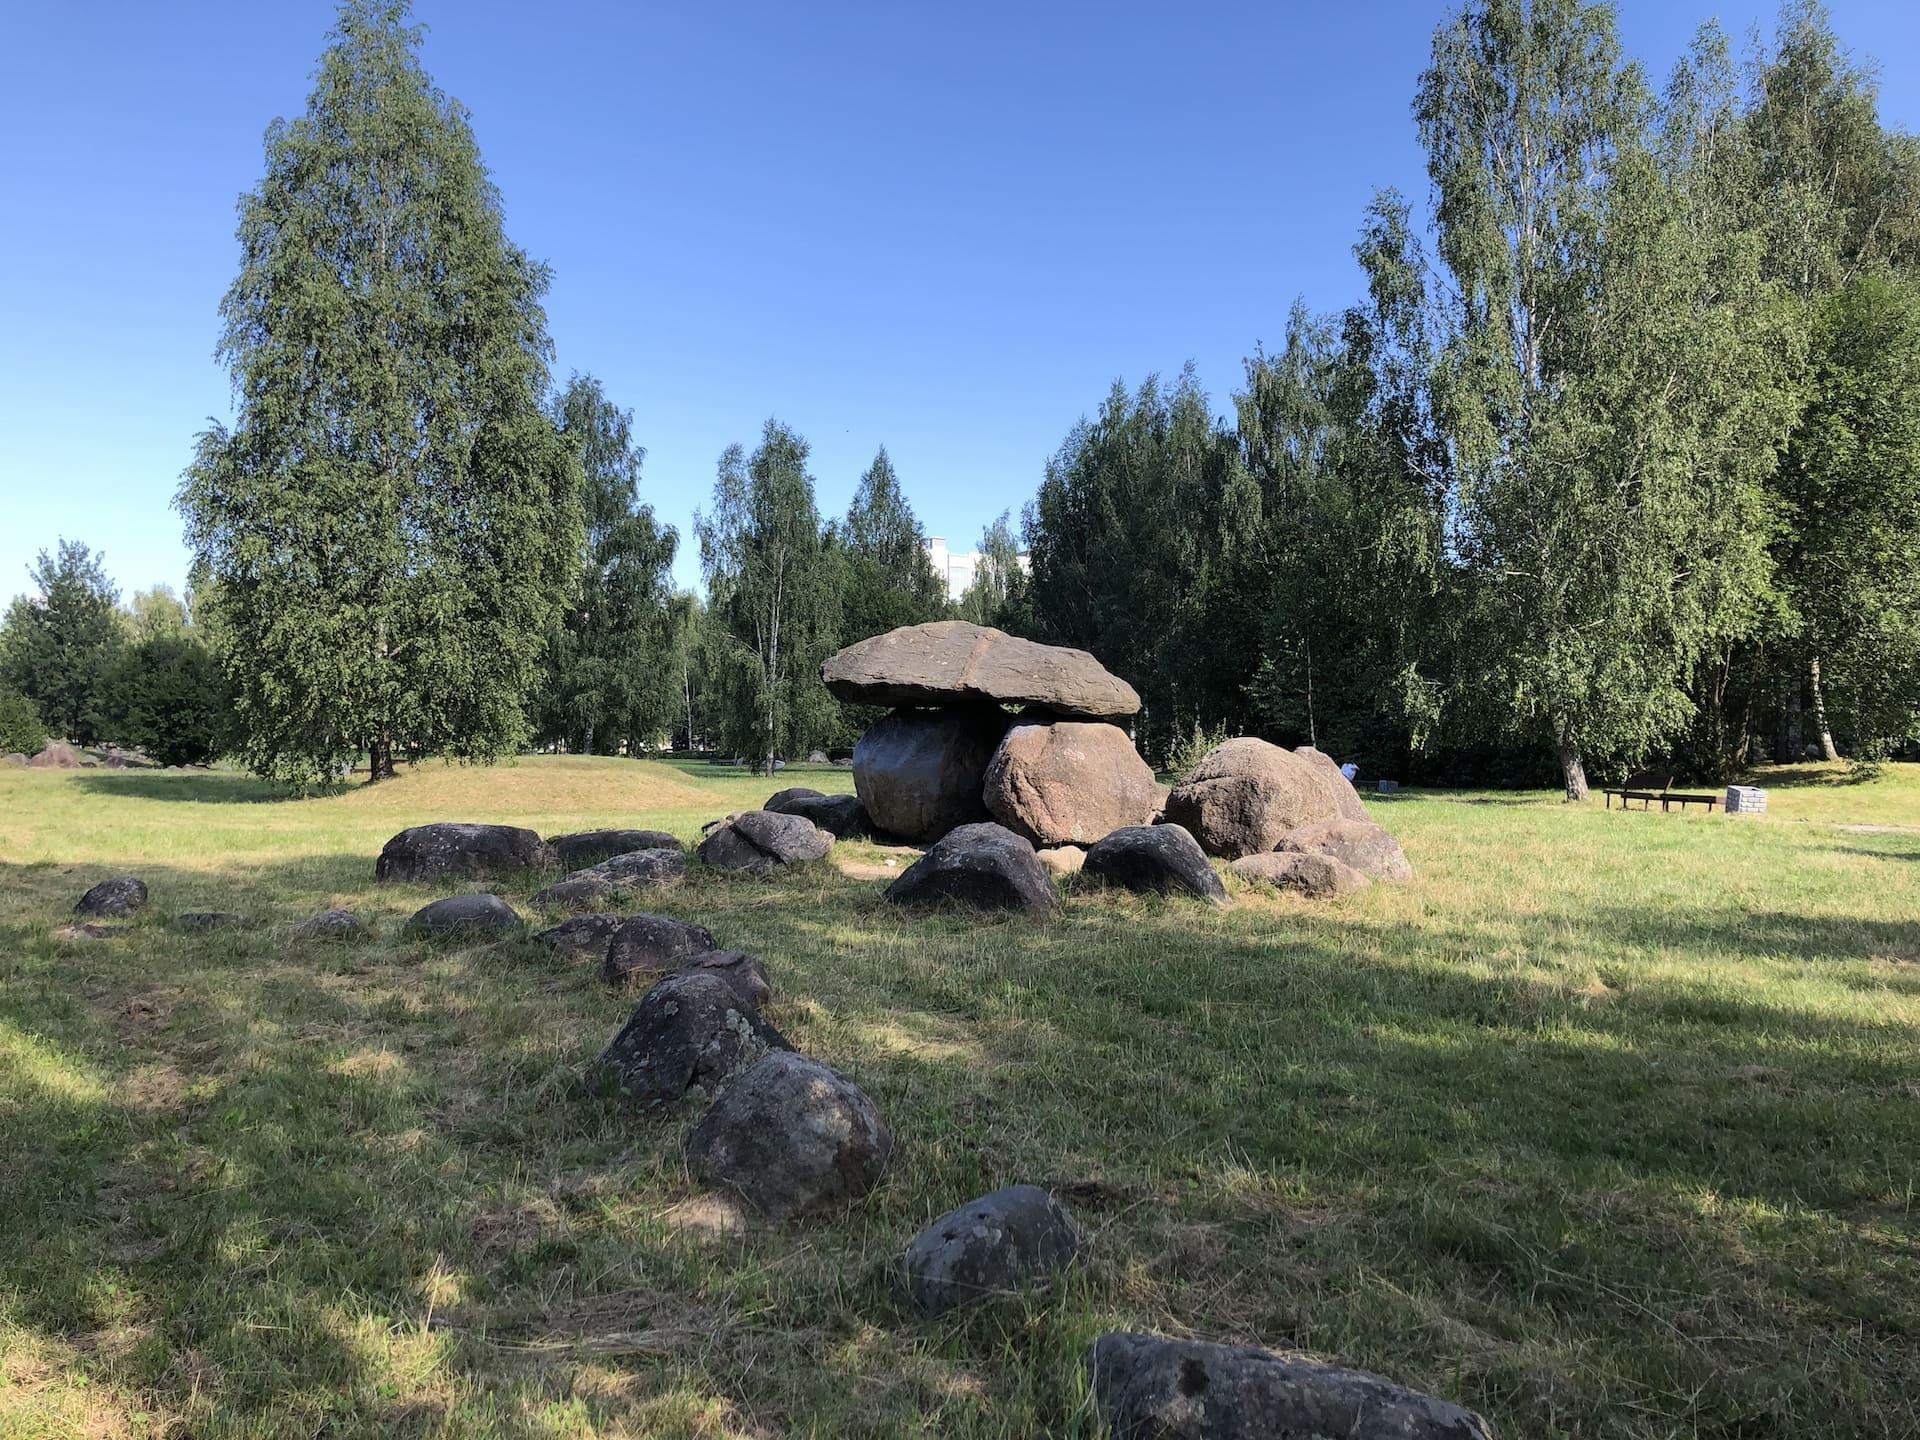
[[2, 756, 1916, 1438]]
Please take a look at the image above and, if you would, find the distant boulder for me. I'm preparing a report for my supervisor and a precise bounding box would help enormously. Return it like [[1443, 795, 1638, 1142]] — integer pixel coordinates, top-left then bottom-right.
[[28, 742, 82, 769], [1163, 739, 1339, 859], [854, 707, 1007, 843], [403, 893, 525, 939], [549, 829, 681, 869], [74, 876, 148, 918], [823, 620, 1140, 718], [375, 823, 554, 883], [885, 822, 1059, 915], [983, 721, 1160, 846], [293, 909, 370, 943]]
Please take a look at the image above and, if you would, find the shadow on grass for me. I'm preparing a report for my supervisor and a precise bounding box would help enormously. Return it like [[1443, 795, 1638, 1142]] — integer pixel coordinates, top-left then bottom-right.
[[66, 770, 329, 805]]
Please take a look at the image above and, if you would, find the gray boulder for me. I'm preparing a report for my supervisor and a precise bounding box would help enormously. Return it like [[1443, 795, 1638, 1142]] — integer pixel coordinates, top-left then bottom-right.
[[666, 949, 773, 1010], [687, 1051, 893, 1220], [1164, 739, 1339, 859], [768, 790, 873, 839], [885, 822, 1059, 915], [75, 876, 148, 918], [1293, 745, 1370, 823], [403, 893, 525, 939], [588, 972, 789, 1110], [3, 752, 27, 767], [549, 828, 682, 868], [982, 721, 1160, 846], [1277, 817, 1413, 881], [1087, 1332, 1494, 1439], [697, 810, 833, 875], [375, 823, 554, 883], [1084, 825, 1227, 905], [903, 1184, 1080, 1315], [292, 908, 369, 943], [604, 913, 720, 985], [531, 847, 686, 909], [533, 913, 626, 958], [853, 707, 1007, 842], [764, 786, 823, 811], [1229, 851, 1369, 898], [823, 620, 1140, 718]]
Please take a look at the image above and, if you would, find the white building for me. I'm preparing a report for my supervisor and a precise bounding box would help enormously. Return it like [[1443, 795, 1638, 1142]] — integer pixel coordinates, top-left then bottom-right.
[[924, 536, 1031, 603]]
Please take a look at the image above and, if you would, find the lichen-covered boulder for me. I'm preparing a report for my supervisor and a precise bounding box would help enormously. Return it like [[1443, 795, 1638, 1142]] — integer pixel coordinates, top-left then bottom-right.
[[588, 971, 789, 1109], [74, 876, 148, 918], [603, 913, 720, 985], [1293, 745, 1370, 823], [1277, 816, 1412, 881], [531, 847, 686, 909], [1083, 825, 1226, 905], [533, 913, 626, 958], [764, 786, 823, 812], [687, 1051, 893, 1220], [823, 620, 1140, 718], [697, 811, 833, 875], [1087, 1332, 1495, 1439], [375, 823, 554, 883], [292, 908, 369, 943], [1163, 739, 1338, 859], [667, 949, 773, 1009], [1229, 851, 1369, 898], [903, 1184, 1080, 1315], [853, 707, 1007, 843], [885, 822, 1059, 915], [402, 893, 525, 939], [982, 721, 1160, 846], [548, 829, 682, 869]]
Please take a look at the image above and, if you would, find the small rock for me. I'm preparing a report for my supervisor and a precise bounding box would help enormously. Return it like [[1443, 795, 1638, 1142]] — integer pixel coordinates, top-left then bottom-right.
[[531, 848, 686, 909], [903, 1184, 1080, 1314], [533, 913, 625, 958], [687, 1051, 893, 1220], [403, 893, 525, 939], [697, 811, 833, 875], [885, 822, 1060, 915], [768, 791, 873, 839], [604, 913, 720, 985], [174, 910, 249, 932], [375, 823, 554, 883], [28, 741, 83, 769], [1083, 825, 1227, 905], [1276, 817, 1412, 881], [292, 909, 370, 943], [75, 876, 148, 918], [588, 972, 790, 1109], [548, 829, 683, 868], [2, 752, 27, 767], [1229, 851, 1369, 898], [1035, 845, 1087, 878], [1087, 1332, 1495, 1439]]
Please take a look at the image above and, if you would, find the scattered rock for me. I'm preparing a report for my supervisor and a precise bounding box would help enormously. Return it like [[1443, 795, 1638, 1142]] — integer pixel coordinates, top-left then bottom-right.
[[174, 910, 249, 933], [885, 822, 1060, 915], [533, 913, 625, 958], [1036, 845, 1087, 878], [687, 1051, 893, 1220], [1087, 1332, 1495, 1439], [1293, 745, 1370, 823], [3, 752, 27, 767], [669, 949, 774, 1009], [28, 741, 82, 769], [1084, 825, 1227, 905], [531, 848, 686, 909], [982, 721, 1161, 846], [1276, 816, 1412, 881], [1229, 851, 1369, 898], [403, 893, 525, 940], [764, 786, 824, 812], [292, 908, 370, 943], [823, 620, 1141, 718], [604, 914, 721, 985], [697, 811, 833, 875], [548, 829, 682, 868], [1164, 739, 1339, 859], [53, 922, 125, 942], [853, 707, 1007, 842], [768, 790, 873, 839], [902, 1184, 1080, 1315], [75, 876, 148, 918], [375, 823, 554, 883], [588, 972, 790, 1109], [806, 750, 831, 764]]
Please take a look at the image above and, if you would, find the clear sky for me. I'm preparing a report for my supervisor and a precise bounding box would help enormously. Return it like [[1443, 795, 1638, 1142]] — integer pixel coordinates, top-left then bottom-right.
[[3, 1, 1917, 601]]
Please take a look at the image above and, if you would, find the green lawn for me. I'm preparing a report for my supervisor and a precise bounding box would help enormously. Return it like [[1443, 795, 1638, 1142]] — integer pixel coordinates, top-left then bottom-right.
[[2, 757, 1916, 1438]]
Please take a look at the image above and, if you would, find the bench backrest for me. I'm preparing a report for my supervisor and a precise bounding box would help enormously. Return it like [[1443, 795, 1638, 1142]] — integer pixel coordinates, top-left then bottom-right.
[[1621, 769, 1674, 792]]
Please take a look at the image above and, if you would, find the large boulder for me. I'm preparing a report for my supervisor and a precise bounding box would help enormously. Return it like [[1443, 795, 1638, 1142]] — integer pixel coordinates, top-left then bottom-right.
[[1087, 1332, 1494, 1439], [767, 790, 872, 839], [74, 876, 148, 918], [687, 1051, 893, 1220], [697, 810, 833, 875], [28, 742, 82, 769], [531, 848, 685, 909], [853, 707, 1007, 842], [823, 620, 1140, 718], [1293, 746, 1370, 823], [403, 893, 525, 939], [604, 913, 720, 985], [375, 823, 554, 883], [982, 721, 1160, 846], [1083, 825, 1227, 905], [549, 829, 682, 868], [1163, 739, 1338, 859], [885, 822, 1059, 915], [1229, 851, 1369, 898], [902, 1184, 1080, 1315], [1277, 817, 1413, 881], [588, 972, 789, 1109]]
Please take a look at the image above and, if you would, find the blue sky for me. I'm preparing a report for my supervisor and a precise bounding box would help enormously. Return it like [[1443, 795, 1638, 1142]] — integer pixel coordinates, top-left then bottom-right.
[[3, 1, 1917, 601]]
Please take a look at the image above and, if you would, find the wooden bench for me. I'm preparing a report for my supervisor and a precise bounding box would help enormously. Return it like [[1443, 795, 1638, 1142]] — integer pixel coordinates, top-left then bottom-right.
[[1602, 769, 1720, 813]]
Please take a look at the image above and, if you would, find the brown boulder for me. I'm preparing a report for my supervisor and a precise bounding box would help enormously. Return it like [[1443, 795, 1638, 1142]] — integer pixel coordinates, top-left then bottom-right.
[[1278, 817, 1413, 881], [1164, 738, 1337, 859], [28, 742, 82, 769], [823, 620, 1139, 718], [853, 707, 1007, 843], [1229, 851, 1369, 898], [1293, 745, 1370, 822], [982, 721, 1159, 846]]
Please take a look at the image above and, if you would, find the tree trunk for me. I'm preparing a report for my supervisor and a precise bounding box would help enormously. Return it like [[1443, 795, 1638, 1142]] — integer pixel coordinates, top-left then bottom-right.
[[368, 734, 395, 784], [1552, 711, 1589, 803], [1809, 655, 1840, 762]]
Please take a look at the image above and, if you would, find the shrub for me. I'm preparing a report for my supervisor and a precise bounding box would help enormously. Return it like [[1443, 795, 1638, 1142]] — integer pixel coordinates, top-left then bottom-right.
[[107, 635, 233, 767], [0, 686, 46, 756]]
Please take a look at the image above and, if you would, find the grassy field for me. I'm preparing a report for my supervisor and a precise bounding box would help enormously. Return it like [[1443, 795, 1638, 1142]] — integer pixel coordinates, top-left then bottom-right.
[[2, 756, 1916, 1438]]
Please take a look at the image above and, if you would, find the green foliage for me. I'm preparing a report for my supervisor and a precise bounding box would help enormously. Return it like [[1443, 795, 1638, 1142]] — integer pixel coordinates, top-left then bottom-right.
[[696, 420, 842, 770], [177, 0, 581, 789], [955, 510, 1027, 630], [106, 633, 234, 767], [0, 686, 46, 756], [124, 585, 191, 643], [537, 374, 679, 755], [0, 539, 125, 744], [836, 447, 948, 643]]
